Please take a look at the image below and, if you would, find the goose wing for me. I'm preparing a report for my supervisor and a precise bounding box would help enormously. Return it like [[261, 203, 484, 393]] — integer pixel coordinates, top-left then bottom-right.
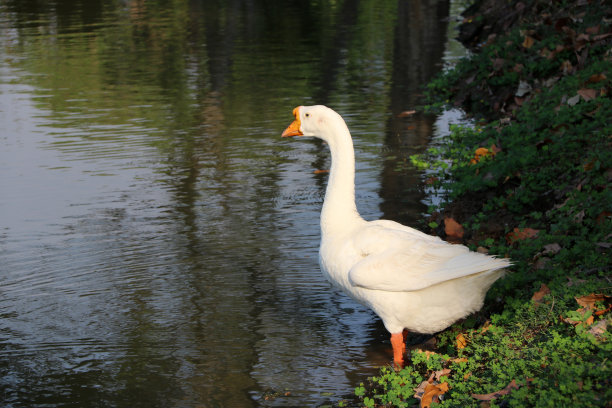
[[347, 224, 510, 292]]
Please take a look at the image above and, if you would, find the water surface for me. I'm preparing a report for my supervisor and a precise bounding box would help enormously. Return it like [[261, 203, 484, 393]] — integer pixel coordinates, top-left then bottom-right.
[[0, 0, 464, 406]]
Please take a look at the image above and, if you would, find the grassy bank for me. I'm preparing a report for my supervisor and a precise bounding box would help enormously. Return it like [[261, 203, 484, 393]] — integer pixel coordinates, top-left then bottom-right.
[[345, 1, 611, 406]]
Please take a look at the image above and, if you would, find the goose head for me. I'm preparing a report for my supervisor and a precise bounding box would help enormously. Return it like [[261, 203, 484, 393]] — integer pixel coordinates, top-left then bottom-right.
[[281, 105, 348, 144]]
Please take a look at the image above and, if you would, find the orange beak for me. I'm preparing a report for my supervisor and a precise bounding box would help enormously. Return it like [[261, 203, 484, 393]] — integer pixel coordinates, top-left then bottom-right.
[[281, 106, 303, 137]]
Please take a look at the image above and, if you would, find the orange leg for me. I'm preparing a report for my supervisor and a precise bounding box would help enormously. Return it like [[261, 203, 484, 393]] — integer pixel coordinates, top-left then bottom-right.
[[390, 332, 405, 369]]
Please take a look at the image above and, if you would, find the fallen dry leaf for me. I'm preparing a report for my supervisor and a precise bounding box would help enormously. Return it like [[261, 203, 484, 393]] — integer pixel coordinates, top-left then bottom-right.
[[444, 217, 464, 240], [313, 169, 329, 174], [588, 319, 607, 338], [421, 382, 449, 408], [516, 80, 532, 97], [522, 35, 535, 48], [506, 227, 539, 244], [541, 243, 561, 255], [433, 368, 452, 381], [576, 294, 612, 315], [414, 380, 429, 399], [593, 32, 612, 41], [456, 333, 468, 350], [576, 294, 611, 309], [450, 357, 469, 364], [585, 25, 600, 35], [583, 159, 596, 171], [577, 88, 598, 101], [472, 380, 520, 401], [561, 310, 594, 327], [567, 94, 581, 106], [532, 283, 551, 303], [415, 349, 438, 360], [561, 60, 574, 75], [470, 147, 496, 164], [480, 320, 492, 334], [586, 73, 607, 84]]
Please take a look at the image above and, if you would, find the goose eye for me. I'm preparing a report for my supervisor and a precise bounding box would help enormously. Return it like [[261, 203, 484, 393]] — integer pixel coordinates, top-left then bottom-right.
[[305, 113, 310, 118]]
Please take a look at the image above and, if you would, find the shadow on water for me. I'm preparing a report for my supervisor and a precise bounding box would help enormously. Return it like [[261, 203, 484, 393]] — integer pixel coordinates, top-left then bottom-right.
[[0, 0, 461, 406]]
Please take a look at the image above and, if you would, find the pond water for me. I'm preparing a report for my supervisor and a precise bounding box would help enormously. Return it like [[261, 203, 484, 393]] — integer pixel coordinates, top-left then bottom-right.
[[0, 0, 465, 406]]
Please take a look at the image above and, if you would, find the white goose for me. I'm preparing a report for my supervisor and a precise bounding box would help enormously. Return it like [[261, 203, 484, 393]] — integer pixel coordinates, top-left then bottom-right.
[[282, 105, 510, 367]]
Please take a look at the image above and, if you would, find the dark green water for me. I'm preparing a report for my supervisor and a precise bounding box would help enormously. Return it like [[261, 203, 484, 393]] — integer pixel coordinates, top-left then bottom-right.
[[0, 0, 464, 406]]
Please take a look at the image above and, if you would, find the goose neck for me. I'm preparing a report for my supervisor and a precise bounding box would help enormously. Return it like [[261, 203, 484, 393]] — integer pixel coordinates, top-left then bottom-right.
[[320, 128, 364, 236]]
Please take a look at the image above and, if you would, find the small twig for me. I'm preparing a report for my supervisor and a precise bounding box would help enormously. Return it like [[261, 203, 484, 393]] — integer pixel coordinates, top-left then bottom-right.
[[548, 294, 556, 317]]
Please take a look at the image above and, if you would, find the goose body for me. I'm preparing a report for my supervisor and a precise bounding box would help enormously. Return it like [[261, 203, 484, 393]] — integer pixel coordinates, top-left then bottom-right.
[[282, 105, 510, 367]]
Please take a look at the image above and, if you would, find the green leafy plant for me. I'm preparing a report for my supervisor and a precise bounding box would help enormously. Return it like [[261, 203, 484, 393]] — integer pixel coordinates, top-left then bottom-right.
[[348, 1, 611, 406]]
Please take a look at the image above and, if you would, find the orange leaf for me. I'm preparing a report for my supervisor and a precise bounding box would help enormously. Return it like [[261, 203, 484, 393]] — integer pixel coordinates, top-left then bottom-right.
[[560, 311, 585, 326], [475, 147, 491, 156], [472, 380, 520, 401], [456, 333, 468, 349], [522, 35, 535, 48], [586, 73, 607, 84], [450, 357, 469, 364], [575, 293, 610, 309], [421, 382, 449, 408], [480, 320, 492, 334], [313, 169, 329, 174], [506, 227, 539, 244], [575, 293, 612, 315], [470, 147, 494, 165], [532, 283, 551, 303], [415, 349, 438, 360], [444, 217, 465, 240]]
